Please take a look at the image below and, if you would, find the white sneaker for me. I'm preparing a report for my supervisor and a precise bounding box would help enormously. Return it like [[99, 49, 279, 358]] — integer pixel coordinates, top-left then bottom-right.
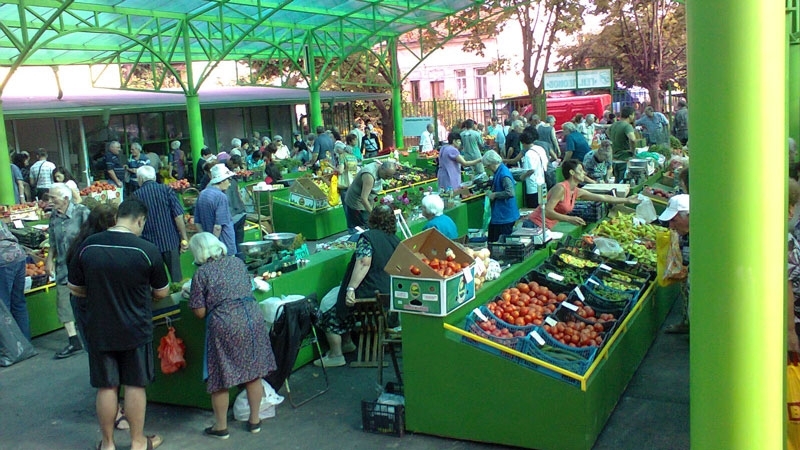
[[313, 354, 346, 367]]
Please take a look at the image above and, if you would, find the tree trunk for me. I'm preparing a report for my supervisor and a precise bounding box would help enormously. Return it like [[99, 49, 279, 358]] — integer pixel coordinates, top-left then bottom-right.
[[644, 80, 663, 112], [374, 99, 394, 149]]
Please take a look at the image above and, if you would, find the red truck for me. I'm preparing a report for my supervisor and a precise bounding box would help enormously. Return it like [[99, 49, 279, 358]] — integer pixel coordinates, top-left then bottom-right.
[[518, 94, 612, 128]]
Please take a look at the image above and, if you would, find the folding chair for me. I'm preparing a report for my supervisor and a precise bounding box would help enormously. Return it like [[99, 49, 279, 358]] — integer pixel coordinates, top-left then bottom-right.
[[265, 297, 329, 408]]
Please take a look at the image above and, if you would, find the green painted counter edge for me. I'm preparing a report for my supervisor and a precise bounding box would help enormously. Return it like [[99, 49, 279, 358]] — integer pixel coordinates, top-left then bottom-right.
[[401, 244, 678, 450]]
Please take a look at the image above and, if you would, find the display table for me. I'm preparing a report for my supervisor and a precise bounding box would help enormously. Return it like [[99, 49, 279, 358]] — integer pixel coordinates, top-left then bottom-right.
[[400, 223, 678, 450], [147, 249, 352, 409]]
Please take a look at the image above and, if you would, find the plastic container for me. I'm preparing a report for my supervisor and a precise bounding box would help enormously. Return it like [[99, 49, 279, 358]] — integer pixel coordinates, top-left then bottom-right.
[[462, 306, 531, 357], [488, 235, 537, 264], [361, 401, 404, 437], [516, 331, 598, 385]]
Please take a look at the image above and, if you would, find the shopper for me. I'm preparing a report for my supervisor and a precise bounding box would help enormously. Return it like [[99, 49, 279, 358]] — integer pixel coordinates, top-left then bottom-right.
[[420, 123, 436, 153], [421, 194, 458, 239], [29, 148, 56, 200], [52, 166, 82, 203], [309, 125, 335, 167], [437, 131, 481, 192], [188, 232, 276, 438], [0, 220, 30, 339], [104, 141, 126, 190], [520, 131, 549, 208], [660, 194, 691, 334], [46, 183, 90, 359], [125, 143, 150, 194], [171, 140, 185, 180], [11, 152, 28, 204], [460, 119, 485, 176], [272, 135, 290, 160], [134, 166, 189, 282], [68, 198, 168, 450], [343, 160, 396, 233], [316, 205, 401, 367], [582, 140, 614, 183], [194, 164, 237, 257], [362, 124, 381, 158]]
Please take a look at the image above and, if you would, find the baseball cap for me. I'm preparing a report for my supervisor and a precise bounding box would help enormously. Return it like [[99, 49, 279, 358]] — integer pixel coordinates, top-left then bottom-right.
[[658, 194, 690, 221]]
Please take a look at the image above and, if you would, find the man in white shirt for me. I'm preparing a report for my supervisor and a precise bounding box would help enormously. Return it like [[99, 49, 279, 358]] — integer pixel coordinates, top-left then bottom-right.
[[29, 148, 56, 200], [272, 135, 291, 160], [419, 123, 435, 152], [577, 114, 600, 145]]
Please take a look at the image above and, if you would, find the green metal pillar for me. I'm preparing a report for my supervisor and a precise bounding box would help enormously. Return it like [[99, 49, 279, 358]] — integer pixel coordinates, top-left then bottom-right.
[[390, 40, 404, 149], [688, 1, 785, 449], [309, 88, 323, 130], [789, 40, 800, 142], [185, 94, 204, 172], [0, 102, 13, 205]]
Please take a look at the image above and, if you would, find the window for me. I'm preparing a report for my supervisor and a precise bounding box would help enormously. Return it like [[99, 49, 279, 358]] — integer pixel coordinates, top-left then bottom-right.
[[475, 68, 488, 98], [430, 80, 444, 98], [410, 80, 421, 102], [455, 69, 467, 98]]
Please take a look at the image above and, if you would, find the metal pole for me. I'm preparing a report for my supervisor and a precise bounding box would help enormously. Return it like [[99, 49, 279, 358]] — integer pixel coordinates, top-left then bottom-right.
[[0, 101, 14, 205], [78, 117, 92, 186], [433, 98, 439, 144], [789, 38, 800, 143], [185, 94, 204, 174], [390, 38, 404, 149], [689, 1, 785, 448]]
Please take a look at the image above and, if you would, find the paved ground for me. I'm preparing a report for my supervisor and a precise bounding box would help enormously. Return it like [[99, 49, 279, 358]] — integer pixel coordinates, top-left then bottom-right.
[[0, 298, 688, 450]]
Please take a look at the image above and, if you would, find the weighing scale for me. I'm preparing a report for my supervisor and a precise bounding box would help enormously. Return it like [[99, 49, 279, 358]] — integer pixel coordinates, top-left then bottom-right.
[[238, 232, 298, 274]]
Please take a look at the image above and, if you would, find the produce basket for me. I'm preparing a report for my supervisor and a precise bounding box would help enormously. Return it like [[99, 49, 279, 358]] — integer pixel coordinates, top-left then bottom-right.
[[30, 273, 49, 289], [462, 306, 530, 358], [585, 275, 640, 304], [488, 235, 537, 264], [566, 288, 631, 322], [568, 201, 607, 223], [11, 227, 46, 248], [361, 400, 404, 437], [524, 265, 577, 292], [548, 303, 616, 334], [591, 265, 650, 290], [516, 331, 598, 385]]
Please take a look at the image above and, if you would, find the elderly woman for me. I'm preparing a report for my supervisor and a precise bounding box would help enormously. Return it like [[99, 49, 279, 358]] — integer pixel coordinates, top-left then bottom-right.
[[562, 122, 592, 164], [316, 205, 401, 367], [437, 131, 482, 191], [421, 194, 458, 239], [171, 140, 185, 179], [272, 136, 290, 160], [189, 232, 276, 439], [582, 140, 615, 183], [47, 182, 91, 358], [482, 150, 519, 242], [528, 159, 640, 230], [336, 139, 359, 196]]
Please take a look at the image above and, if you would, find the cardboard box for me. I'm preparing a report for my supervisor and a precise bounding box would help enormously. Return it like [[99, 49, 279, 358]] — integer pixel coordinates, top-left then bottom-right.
[[289, 177, 328, 210], [386, 228, 476, 316]]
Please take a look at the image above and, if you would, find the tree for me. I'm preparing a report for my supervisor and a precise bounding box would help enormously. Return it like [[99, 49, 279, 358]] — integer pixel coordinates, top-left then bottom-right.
[[558, 0, 686, 111]]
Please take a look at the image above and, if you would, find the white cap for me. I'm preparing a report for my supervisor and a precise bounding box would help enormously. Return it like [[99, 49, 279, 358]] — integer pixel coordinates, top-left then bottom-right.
[[658, 194, 690, 221]]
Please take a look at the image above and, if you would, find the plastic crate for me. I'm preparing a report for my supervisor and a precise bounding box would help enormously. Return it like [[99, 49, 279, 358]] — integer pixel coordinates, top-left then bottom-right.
[[11, 228, 46, 248], [568, 201, 607, 223], [361, 400, 404, 437], [524, 265, 578, 292], [462, 306, 531, 358], [516, 331, 598, 385], [550, 248, 604, 271], [585, 275, 639, 303], [30, 274, 49, 289], [547, 303, 616, 334], [566, 288, 631, 324], [488, 235, 537, 264]]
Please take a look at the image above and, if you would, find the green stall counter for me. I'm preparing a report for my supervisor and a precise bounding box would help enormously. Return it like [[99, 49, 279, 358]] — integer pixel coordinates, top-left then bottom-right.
[[271, 201, 348, 240], [400, 233, 678, 450], [147, 249, 352, 409], [25, 283, 61, 337]]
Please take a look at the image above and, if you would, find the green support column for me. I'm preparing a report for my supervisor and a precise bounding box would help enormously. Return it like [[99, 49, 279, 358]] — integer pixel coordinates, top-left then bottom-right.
[[688, 2, 785, 449], [309, 88, 323, 130], [0, 102, 12, 205], [185, 94, 204, 173], [789, 41, 800, 142], [392, 85, 403, 149]]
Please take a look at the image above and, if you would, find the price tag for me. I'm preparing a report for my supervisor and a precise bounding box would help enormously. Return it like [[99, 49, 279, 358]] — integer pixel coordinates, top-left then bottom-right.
[[544, 316, 557, 327], [599, 264, 612, 271], [547, 272, 564, 282], [529, 330, 546, 346], [12, 220, 24, 229], [474, 308, 488, 322], [294, 243, 310, 260], [463, 267, 473, 284], [573, 287, 585, 301], [563, 301, 578, 311], [594, 248, 601, 255], [624, 260, 637, 265], [587, 278, 600, 286]]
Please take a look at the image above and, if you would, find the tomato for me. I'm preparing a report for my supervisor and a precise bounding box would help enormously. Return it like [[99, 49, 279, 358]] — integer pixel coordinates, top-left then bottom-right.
[[421, 258, 429, 264], [514, 317, 525, 326], [557, 293, 567, 301], [409, 265, 421, 275], [501, 292, 511, 302], [517, 283, 530, 294], [509, 288, 519, 295], [538, 295, 548, 303]]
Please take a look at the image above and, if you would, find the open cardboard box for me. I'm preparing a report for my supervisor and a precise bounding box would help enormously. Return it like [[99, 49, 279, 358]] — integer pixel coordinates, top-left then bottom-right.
[[386, 228, 476, 316]]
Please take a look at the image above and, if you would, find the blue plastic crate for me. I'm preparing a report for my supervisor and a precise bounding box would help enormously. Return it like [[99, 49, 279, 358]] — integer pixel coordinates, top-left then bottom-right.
[[516, 331, 598, 385], [462, 306, 530, 360], [585, 274, 639, 303]]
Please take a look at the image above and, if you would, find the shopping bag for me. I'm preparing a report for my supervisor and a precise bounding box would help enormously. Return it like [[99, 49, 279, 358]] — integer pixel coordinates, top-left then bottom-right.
[[328, 174, 340, 206], [157, 326, 186, 374], [233, 379, 284, 421], [482, 195, 492, 231], [635, 194, 658, 224], [656, 229, 675, 287], [0, 299, 37, 367], [787, 357, 800, 449], [663, 230, 686, 282]]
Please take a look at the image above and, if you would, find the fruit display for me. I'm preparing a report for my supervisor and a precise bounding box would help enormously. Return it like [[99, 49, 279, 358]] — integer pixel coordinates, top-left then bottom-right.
[[168, 179, 191, 191], [411, 249, 468, 278], [418, 150, 439, 159], [485, 282, 565, 327], [592, 215, 665, 269], [312, 178, 331, 196], [25, 261, 46, 277], [543, 317, 605, 348], [382, 166, 435, 191], [80, 181, 117, 196], [464, 247, 492, 289], [556, 252, 599, 269], [1, 202, 42, 219]]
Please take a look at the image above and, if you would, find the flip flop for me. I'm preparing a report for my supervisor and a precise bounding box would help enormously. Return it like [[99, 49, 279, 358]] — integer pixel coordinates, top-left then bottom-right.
[[145, 435, 163, 450]]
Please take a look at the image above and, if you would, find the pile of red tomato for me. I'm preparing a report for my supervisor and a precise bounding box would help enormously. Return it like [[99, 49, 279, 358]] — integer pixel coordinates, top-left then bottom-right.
[[409, 256, 470, 277], [485, 282, 567, 327], [543, 320, 605, 348]]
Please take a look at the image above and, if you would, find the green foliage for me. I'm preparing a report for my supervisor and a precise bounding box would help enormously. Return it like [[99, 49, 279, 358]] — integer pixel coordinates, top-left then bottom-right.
[[649, 144, 671, 159], [557, 0, 686, 111], [669, 136, 683, 150]]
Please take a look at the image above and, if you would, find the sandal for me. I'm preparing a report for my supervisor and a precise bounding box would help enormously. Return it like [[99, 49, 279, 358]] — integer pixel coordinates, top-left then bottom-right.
[[114, 414, 129, 430], [145, 435, 163, 450]]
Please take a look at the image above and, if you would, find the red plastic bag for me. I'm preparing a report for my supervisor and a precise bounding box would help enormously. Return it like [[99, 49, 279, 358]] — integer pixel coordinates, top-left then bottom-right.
[[157, 327, 186, 374]]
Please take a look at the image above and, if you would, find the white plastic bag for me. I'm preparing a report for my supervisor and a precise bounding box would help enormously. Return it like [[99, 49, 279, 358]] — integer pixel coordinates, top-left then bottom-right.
[[319, 286, 340, 314], [593, 237, 625, 260], [233, 379, 284, 421], [635, 194, 658, 224]]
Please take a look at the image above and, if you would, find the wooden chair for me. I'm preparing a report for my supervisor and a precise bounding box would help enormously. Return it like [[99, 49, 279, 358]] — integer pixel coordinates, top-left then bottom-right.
[[351, 293, 403, 390]]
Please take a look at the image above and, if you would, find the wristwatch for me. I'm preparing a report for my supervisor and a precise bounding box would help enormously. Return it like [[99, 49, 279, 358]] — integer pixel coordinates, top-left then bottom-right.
[[346, 287, 356, 292]]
